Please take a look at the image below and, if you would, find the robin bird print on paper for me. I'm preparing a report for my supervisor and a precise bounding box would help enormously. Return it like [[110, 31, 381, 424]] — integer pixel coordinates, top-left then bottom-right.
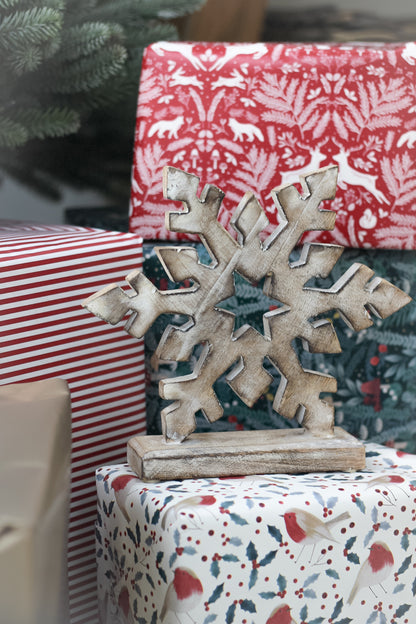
[[160, 567, 203, 622], [348, 541, 394, 604], [282, 507, 350, 562]]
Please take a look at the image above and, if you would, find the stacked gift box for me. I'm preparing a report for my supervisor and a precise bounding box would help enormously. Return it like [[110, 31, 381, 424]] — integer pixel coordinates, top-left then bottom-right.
[[0, 222, 146, 624], [96, 443, 416, 623]]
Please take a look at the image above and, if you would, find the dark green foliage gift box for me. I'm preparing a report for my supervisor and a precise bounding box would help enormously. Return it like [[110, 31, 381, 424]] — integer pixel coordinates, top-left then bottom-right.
[[143, 243, 416, 452]]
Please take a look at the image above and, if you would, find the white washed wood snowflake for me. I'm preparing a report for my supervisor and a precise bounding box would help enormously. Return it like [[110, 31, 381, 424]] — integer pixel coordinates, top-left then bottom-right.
[[84, 165, 411, 443]]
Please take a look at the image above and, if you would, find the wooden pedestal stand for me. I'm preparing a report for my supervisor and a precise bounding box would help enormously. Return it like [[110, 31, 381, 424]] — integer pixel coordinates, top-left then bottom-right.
[[127, 428, 365, 481]]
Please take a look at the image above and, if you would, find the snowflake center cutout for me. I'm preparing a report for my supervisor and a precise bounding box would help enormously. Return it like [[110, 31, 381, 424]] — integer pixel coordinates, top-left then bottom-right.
[[84, 165, 411, 444], [216, 272, 284, 335]]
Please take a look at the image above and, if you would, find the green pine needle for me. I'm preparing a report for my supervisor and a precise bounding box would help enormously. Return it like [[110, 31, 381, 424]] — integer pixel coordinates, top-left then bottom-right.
[[41, 43, 128, 93], [0, 7, 63, 51], [58, 22, 124, 62], [5, 42, 44, 74], [0, 116, 28, 147], [13, 106, 81, 139]]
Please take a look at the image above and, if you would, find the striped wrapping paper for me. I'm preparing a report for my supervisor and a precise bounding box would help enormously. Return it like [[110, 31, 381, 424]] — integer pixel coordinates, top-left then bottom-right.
[[0, 222, 146, 624]]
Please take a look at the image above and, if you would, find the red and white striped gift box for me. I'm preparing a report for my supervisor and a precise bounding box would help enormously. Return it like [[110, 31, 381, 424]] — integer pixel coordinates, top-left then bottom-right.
[[0, 221, 146, 624]]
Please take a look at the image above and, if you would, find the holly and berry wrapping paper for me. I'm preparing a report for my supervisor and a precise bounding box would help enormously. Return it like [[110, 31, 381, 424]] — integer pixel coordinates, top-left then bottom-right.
[[96, 443, 416, 624], [130, 41, 416, 250], [142, 243, 416, 452]]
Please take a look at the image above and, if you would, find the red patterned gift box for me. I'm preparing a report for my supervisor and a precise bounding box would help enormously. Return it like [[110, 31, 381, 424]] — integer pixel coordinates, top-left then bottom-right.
[[0, 222, 146, 624], [130, 41, 416, 249]]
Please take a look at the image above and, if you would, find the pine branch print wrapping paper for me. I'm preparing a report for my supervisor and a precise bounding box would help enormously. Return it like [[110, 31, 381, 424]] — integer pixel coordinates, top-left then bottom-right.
[[96, 444, 416, 624], [143, 243, 416, 452], [130, 42, 416, 249]]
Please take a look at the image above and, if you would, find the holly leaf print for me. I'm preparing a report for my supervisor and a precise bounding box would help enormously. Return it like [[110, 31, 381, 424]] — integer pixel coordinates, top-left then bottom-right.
[[228, 512, 248, 526], [300, 605, 308, 621], [364, 529, 375, 548], [313, 491, 325, 506], [304, 573, 320, 587], [222, 554, 239, 562], [246, 541, 258, 561], [259, 592, 277, 599], [412, 577, 416, 596], [203, 615, 217, 624], [249, 568, 258, 589], [393, 583, 405, 594], [345, 536, 357, 550], [395, 604, 410, 617], [151, 509, 160, 525], [277, 574, 287, 592], [327, 496, 338, 509], [259, 550, 277, 566], [326, 569, 340, 580], [158, 566, 167, 584], [267, 525, 283, 543], [220, 500, 234, 509], [183, 546, 196, 555], [228, 537, 242, 547], [333, 619, 353, 624], [211, 560, 220, 578], [347, 552, 360, 565], [303, 588, 317, 599], [241, 599, 256, 613], [401, 533, 410, 551], [308, 618, 324, 624], [226, 602, 236, 624], [398, 555, 412, 575], [208, 583, 224, 604], [350, 494, 365, 513], [331, 598, 344, 619], [95, 526, 102, 545], [127, 527, 138, 546]]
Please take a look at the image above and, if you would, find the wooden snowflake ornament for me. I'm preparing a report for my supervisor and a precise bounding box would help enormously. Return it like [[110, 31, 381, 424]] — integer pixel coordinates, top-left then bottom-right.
[[83, 165, 411, 479]]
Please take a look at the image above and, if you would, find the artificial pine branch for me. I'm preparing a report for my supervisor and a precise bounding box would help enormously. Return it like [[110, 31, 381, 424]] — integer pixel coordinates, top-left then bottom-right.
[[0, 0, 206, 204], [12, 107, 81, 139], [0, 6, 62, 51]]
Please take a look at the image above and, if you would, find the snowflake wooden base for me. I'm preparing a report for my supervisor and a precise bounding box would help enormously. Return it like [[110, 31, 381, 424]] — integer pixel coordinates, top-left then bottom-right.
[[127, 428, 365, 481]]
